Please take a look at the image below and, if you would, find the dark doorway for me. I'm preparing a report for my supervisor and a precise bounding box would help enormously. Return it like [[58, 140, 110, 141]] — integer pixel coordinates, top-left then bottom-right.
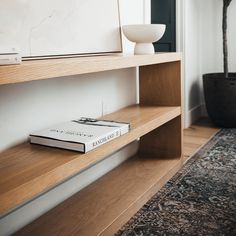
[[151, 0, 176, 52]]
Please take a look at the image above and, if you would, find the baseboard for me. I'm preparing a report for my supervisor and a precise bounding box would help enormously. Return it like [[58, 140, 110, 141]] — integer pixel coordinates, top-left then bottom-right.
[[184, 105, 202, 128]]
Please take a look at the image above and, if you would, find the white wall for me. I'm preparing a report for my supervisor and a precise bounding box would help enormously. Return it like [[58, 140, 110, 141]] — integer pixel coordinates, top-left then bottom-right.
[[0, 1, 151, 235], [177, 0, 202, 128], [227, 1, 236, 72], [200, 0, 236, 74]]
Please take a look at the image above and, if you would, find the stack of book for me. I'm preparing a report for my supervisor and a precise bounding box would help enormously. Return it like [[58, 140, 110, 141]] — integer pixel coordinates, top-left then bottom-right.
[[0, 46, 21, 65], [30, 117, 130, 153]]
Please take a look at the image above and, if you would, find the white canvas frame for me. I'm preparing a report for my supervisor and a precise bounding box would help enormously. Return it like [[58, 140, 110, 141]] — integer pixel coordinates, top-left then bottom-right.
[[0, 0, 122, 59]]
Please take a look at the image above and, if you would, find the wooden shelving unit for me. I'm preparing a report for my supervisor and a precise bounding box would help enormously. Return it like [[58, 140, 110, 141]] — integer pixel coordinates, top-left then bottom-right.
[[0, 53, 183, 235]]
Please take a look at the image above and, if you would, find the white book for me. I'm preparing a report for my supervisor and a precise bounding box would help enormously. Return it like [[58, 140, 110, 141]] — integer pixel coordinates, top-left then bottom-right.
[[0, 54, 21, 65], [30, 117, 130, 153]]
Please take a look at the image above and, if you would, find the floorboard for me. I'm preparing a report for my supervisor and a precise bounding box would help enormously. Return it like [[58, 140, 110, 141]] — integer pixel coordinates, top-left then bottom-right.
[[183, 117, 219, 161]]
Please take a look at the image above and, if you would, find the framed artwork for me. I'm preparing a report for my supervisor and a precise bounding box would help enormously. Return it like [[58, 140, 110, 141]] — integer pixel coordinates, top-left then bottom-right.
[[0, 0, 122, 59]]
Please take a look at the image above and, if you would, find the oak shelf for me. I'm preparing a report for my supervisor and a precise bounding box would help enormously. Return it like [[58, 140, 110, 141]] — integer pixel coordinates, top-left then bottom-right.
[[0, 52, 183, 235], [0, 53, 181, 85], [0, 105, 181, 215]]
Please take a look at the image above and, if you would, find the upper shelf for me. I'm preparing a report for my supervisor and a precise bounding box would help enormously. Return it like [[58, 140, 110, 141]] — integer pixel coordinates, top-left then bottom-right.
[[0, 53, 181, 85]]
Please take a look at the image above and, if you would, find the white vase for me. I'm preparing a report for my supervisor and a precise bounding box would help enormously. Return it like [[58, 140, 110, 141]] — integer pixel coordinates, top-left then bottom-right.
[[122, 24, 166, 55]]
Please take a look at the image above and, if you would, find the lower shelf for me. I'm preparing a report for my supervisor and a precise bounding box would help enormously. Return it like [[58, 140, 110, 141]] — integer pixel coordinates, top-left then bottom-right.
[[0, 105, 180, 215], [16, 154, 183, 236]]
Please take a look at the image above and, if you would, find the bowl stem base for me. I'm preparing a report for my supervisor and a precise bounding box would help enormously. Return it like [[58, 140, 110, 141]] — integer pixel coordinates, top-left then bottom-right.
[[134, 43, 155, 55]]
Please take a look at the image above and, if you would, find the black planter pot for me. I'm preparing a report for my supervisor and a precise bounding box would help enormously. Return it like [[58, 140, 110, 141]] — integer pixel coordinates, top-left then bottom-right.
[[203, 73, 236, 127]]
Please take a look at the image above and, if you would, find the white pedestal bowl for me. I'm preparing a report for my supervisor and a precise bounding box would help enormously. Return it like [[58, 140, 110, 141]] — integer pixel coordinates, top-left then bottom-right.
[[122, 24, 166, 55]]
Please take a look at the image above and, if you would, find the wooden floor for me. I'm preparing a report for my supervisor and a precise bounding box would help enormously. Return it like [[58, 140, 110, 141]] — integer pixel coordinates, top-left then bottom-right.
[[16, 118, 219, 236], [183, 118, 219, 162]]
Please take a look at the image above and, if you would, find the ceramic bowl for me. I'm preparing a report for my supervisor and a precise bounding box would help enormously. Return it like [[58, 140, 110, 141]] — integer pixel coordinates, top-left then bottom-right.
[[122, 24, 166, 54]]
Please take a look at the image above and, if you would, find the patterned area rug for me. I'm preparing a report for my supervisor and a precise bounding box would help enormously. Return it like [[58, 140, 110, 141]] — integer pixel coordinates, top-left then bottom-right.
[[116, 129, 236, 236]]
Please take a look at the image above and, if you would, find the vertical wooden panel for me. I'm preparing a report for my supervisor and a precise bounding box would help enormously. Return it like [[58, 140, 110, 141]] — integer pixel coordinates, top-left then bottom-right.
[[138, 116, 182, 159], [139, 60, 182, 159], [139, 61, 181, 106]]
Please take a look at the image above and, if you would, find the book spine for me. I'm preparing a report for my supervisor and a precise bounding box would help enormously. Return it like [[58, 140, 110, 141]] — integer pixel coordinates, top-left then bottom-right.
[[0, 54, 21, 65], [120, 124, 130, 135], [85, 129, 121, 152]]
